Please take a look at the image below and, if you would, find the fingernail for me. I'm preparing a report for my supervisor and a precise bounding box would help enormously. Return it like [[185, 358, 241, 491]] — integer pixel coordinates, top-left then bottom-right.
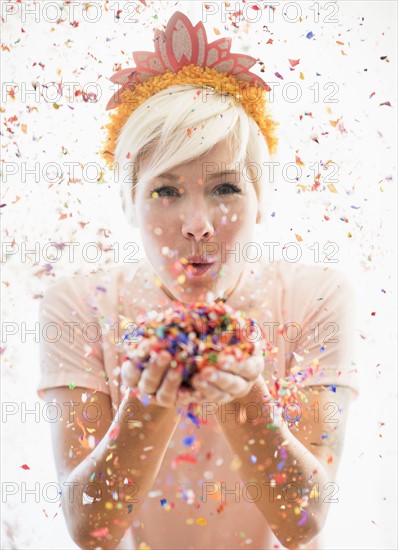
[[209, 372, 218, 382]]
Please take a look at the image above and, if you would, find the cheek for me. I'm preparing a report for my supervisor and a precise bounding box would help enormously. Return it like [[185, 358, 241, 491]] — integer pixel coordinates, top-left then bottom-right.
[[138, 198, 178, 232], [218, 200, 255, 228]]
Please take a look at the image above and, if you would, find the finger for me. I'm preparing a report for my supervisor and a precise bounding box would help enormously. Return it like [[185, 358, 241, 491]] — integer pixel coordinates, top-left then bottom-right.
[[200, 368, 248, 397], [177, 385, 204, 408], [175, 386, 196, 408], [239, 355, 264, 381], [122, 341, 157, 389], [155, 368, 184, 408], [137, 350, 171, 395], [218, 354, 264, 382], [127, 337, 152, 363], [121, 358, 141, 388], [191, 377, 232, 404]]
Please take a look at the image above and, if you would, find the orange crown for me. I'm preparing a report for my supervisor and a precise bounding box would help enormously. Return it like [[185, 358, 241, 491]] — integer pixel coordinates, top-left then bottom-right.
[[100, 11, 278, 168]]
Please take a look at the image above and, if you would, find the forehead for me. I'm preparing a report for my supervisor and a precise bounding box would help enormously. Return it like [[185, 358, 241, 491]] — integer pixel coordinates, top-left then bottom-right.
[[145, 139, 241, 182], [155, 169, 241, 186]]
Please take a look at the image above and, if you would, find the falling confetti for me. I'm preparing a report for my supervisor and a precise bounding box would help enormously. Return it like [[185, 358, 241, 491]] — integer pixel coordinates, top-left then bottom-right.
[[90, 527, 109, 537]]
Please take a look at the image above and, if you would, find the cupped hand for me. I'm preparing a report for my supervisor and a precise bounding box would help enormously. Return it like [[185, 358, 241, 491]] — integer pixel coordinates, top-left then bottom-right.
[[121, 337, 203, 408], [190, 350, 265, 404]]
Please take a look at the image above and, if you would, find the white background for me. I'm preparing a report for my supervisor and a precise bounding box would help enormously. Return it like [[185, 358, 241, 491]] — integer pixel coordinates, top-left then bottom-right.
[[1, 1, 397, 548]]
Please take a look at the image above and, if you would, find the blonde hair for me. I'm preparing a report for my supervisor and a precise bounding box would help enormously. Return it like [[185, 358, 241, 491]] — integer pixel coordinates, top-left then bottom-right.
[[113, 84, 272, 227]]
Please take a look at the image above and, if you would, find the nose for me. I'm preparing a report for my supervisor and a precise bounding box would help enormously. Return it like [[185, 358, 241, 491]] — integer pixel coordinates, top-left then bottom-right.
[[181, 209, 215, 242]]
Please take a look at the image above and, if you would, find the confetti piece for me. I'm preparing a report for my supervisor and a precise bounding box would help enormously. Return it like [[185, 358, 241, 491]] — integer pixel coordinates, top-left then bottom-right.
[[327, 183, 337, 193], [90, 527, 109, 538], [76, 417, 91, 450], [329, 118, 341, 128], [328, 385, 336, 392], [122, 301, 259, 390], [298, 509, 308, 526], [288, 59, 300, 67], [187, 410, 200, 427], [230, 455, 242, 471], [273, 474, 286, 484], [20, 464, 30, 470], [109, 426, 120, 440], [182, 435, 196, 446], [175, 453, 197, 465], [306, 31, 314, 39], [95, 286, 107, 293], [266, 423, 278, 430], [69, 382, 76, 390], [141, 395, 151, 406]]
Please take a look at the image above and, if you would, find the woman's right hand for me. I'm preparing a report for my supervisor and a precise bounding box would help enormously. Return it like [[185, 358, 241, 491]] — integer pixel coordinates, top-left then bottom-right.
[[121, 337, 203, 408]]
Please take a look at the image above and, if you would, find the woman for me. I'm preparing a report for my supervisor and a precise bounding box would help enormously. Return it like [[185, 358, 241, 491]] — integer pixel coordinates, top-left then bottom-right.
[[37, 11, 360, 550]]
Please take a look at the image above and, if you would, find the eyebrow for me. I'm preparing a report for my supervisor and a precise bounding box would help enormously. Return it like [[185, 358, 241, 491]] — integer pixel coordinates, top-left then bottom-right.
[[156, 170, 240, 182]]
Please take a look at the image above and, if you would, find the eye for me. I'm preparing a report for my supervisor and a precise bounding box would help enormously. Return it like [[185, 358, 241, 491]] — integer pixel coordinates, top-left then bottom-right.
[[214, 183, 242, 195], [148, 186, 179, 198], [147, 183, 242, 199]]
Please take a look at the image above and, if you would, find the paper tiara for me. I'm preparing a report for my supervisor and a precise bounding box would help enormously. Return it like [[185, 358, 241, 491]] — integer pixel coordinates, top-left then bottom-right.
[[100, 11, 278, 167]]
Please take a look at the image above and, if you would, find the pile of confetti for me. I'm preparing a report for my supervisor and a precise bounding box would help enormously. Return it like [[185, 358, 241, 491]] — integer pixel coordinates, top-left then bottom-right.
[[122, 300, 260, 389]]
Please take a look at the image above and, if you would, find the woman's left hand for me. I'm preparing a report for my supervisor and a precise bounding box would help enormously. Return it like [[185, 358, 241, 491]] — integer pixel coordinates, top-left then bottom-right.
[[190, 350, 265, 404]]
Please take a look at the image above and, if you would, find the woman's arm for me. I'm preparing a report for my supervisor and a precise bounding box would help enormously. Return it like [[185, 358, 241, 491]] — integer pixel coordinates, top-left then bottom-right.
[[42, 386, 182, 549], [212, 378, 354, 550]]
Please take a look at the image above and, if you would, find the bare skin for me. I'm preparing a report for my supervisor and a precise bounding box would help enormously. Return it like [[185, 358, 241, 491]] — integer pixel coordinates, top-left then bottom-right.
[[41, 138, 354, 548], [41, 257, 351, 550]]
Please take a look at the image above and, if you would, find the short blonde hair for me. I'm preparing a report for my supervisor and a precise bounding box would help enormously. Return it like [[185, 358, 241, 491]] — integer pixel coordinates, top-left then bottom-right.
[[113, 84, 272, 227]]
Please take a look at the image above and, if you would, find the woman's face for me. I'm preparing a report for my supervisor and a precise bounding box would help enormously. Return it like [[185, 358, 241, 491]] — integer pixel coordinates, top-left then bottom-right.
[[135, 138, 260, 303]]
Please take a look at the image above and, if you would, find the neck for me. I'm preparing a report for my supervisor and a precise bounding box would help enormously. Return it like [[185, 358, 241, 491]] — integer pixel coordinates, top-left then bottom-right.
[[160, 268, 246, 305]]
